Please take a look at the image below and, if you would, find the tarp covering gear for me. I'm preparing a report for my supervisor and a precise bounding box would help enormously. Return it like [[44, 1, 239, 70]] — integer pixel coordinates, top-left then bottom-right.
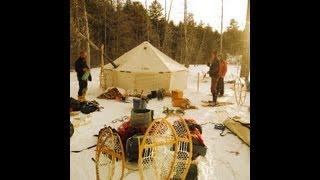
[[223, 117, 250, 146], [103, 41, 188, 92]]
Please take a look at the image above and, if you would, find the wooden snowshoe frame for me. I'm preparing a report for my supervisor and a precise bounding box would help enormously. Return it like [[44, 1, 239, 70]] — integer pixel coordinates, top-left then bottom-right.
[[95, 127, 125, 180], [234, 77, 247, 106], [138, 114, 193, 180]]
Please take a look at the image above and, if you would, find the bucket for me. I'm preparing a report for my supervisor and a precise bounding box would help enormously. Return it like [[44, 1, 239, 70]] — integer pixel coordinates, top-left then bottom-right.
[[131, 109, 153, 127], [133, 98, 147, 110]]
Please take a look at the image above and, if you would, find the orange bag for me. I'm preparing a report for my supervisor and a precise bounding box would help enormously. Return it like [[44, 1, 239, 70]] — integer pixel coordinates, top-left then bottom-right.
[[172, 98, 190, 108], [171, 90, 183, 99]]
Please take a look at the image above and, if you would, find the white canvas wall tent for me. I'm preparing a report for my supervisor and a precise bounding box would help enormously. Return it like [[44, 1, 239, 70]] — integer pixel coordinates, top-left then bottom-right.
[[103, 41, 188, 92]]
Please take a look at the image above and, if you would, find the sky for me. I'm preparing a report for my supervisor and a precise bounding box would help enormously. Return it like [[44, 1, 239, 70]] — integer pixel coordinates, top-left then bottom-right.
[[133, 0, 248, 32]]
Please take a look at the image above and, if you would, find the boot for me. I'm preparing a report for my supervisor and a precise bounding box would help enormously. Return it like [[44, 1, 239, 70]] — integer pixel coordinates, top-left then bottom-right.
[[82, 95, 87, 102], [82, 91, 88, 102], [78, 95, 83, 102], [212, 94, 218, 106]]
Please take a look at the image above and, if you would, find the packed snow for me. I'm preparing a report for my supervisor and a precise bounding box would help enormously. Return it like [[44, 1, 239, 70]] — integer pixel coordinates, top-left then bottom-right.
[[70, 64, 250, 180]]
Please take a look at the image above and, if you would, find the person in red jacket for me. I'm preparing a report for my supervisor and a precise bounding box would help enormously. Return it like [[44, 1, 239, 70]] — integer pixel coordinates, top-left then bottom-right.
[[217, 54, 228, 96]]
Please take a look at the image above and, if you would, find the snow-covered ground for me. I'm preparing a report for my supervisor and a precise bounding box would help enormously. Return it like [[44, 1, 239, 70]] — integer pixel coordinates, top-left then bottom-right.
[[70, 65, 250, 180]]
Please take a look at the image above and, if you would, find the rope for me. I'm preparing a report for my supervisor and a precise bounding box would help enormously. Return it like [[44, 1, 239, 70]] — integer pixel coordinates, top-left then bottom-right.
[[71, 144, 97, 153], [71, 134, 98, 153], [200, 121, 233, 137]]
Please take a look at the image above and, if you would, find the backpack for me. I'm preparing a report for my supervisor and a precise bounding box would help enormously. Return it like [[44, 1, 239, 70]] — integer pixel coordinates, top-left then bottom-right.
[[80, 100, 101, 114]]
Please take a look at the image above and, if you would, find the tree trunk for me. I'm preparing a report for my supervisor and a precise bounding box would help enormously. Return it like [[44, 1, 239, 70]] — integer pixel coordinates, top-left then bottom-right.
[[82, 0, 91, 68], [220, 0, 223, 55], [116, 0, 120, 56], [240, 0, 249, 80]]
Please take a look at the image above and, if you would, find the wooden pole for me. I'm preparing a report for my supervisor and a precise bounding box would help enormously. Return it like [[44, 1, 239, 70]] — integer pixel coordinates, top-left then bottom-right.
[[184, 0, 188, 67], [100, 45, 105, 90], [101, 45, 105, 68]]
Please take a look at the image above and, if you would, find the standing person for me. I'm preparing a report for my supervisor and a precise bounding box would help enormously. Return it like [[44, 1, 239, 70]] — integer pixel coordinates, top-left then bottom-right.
[[217, 54, 228, 96], [208, 50, 220, 106], [75, 50, 91, 102]]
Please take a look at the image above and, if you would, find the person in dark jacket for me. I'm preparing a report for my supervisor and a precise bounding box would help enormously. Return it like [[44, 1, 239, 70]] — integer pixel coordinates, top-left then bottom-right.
[[75, 51, 91, 101], [208, 50, 220, 106], [217, 54, 228, 96]]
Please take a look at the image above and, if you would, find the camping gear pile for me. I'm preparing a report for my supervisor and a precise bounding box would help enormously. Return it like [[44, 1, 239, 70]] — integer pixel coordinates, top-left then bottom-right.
[[97, 87, 125, 100], [70, 97, 102, 114], [95, 113, 203, 180], [171, 90, 196, 109], [70, 98, 102, 133], [95, 112, 207, 179], [146, 88, 167, 100], [80, 100, 102, 114]]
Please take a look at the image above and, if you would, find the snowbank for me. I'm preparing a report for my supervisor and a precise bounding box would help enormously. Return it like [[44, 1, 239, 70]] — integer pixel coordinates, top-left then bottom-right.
[[70, 65, 250, 180]]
